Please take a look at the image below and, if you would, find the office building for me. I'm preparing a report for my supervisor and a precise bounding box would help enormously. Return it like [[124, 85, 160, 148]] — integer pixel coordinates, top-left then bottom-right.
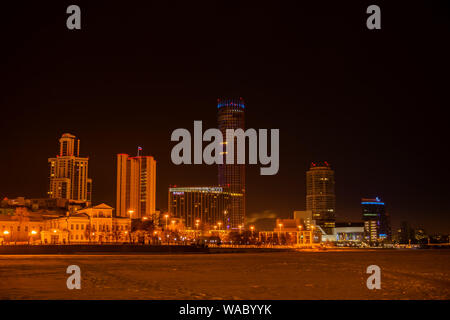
[[168, 186, 232, 229], [48, 133, 92, 204], [361, 197, 391, 243], [306, 162, 335, 234], [217, 97, 246, 228], [293, 210, 314, 230], [116, 153, 156, 219]]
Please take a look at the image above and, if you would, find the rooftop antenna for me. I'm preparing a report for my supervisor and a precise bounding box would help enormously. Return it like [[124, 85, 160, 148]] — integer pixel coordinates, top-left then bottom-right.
[[137, 146, 142, 157]]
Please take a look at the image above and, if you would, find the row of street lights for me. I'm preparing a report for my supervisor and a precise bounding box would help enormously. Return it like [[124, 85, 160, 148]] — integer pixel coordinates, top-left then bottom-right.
[[126, 210, 317, 244], [277, 224, 315, 233], [2, 229, 39, 244]]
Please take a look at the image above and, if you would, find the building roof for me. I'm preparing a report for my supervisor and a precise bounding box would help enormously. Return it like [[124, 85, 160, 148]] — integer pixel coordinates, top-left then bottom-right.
[[68, 212, 90, 218], [92, 203, 113, 209]]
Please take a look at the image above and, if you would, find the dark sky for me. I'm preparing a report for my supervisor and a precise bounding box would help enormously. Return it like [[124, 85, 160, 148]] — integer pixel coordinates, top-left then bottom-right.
[[1, 1, 449, 233]]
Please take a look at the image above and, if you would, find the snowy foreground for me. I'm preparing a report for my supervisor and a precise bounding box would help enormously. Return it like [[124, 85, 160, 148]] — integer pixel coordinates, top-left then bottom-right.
[[0, 249, 449, 299]]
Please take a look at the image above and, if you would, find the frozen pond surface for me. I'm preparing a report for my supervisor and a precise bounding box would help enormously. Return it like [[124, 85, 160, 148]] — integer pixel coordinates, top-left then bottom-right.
[[0, 249, 449, 299]]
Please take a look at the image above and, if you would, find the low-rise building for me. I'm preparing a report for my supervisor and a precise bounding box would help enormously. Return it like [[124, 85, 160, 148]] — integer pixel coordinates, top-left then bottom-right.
[[0, 207, 46, 244], [41, 203, 130, 244], [293, 210, 313, 230], [334, 222, 364, 243]]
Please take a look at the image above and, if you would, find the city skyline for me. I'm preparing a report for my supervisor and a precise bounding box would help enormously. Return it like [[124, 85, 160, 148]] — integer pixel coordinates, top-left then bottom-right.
[[0, 118, 445, 235], [1, 2, 449, 234]]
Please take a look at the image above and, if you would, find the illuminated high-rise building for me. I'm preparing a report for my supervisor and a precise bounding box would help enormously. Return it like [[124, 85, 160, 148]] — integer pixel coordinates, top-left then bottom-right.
[[116, 153, 156, 219], [168, 186, 231, 229], [306, 162, 335, 234], [361, 197, 391, 243], [48, 133, 92, 204], [217, 97, 245, 228]]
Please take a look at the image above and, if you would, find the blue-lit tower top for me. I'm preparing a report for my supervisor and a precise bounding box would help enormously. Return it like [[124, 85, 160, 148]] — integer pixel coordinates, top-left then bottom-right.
[[361, 197, 385, 206], [217, 97, 245, 109]]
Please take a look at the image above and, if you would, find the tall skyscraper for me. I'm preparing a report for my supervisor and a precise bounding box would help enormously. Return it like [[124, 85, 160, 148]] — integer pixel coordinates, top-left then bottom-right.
[[116, 153, 156, 219], [361, 197, 391, 243], [306, 162, 336, 234], [217, 97, 246, 228], [48, 133, 92, 204]]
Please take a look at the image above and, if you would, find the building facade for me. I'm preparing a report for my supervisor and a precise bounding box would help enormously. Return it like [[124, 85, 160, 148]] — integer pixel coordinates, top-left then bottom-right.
[[168, 187, 232, 229], [293, 210, 314, 230], [306, 162, 336, 234], [116, 154, 156, 218], [361, 197, 391, 243], [217, 98, 246, 228], [0, 207, 46, 243], [42, 203, 130, 244], [48, 133, 92, 204], [334, 222, 364, 243]]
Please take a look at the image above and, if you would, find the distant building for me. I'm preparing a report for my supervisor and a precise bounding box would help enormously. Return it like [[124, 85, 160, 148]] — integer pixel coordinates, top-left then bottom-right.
[[334, 222, 364, 243], [217, 98, 246, 228], [361, 197, 391, 243], [306, 162, 336, 234], [42, 203, 130, 244], [397, 221, 414, 244], [263, 217, 316, 244], [414, 228, 428, 243], [48, 133, 92, 205], [168, 186, 232, 229], [30, 198, 68, 211], [293, 210, 313, 230], [275, 218, 302, 232], [0, 207, 46, 243], [116, 153, 156, 219]]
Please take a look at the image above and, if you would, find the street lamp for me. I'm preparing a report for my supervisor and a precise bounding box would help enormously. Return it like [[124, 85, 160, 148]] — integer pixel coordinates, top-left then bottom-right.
[[28, 230, 38, 245], [164, 214, 169, 230], [297, 225, 302, 245], [278, 223, 283, 245], [3, 230, 9, 243], [218, 221, 222, 231], [250, 225, 254, 238], [194, 219, 200, 240]]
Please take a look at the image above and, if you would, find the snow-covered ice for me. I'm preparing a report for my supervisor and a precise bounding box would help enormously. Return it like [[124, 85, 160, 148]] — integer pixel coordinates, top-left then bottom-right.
[[0, 250, 448, 299]]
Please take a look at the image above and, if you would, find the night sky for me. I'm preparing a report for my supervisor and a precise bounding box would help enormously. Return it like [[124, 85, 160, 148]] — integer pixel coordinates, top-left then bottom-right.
[[1, 1, 449, 233]]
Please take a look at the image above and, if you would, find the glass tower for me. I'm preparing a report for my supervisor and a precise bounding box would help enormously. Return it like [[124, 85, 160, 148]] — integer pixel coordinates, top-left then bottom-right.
[[361, 197, 391, 243], [217, 97, 245, 229], [306, 162, 336, 234]]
